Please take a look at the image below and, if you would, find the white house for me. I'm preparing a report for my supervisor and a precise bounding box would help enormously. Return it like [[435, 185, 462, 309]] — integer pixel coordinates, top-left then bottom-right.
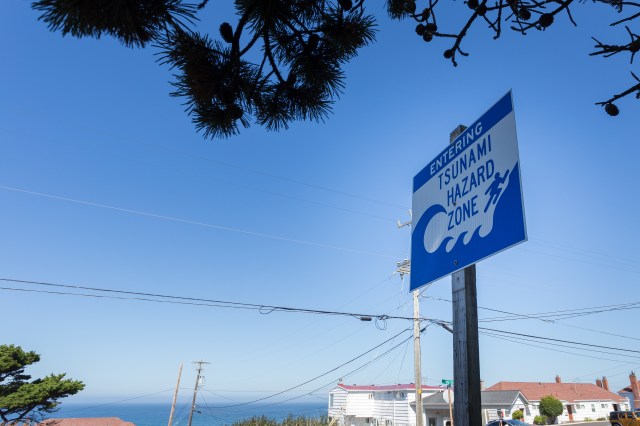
[[328, 377, 630, 426], [617, 372, 640, 410], [487, 376, 630, 423], [328, 383, 447, 426], [480, 390, 531, 423], [327, 384, 530, 426]]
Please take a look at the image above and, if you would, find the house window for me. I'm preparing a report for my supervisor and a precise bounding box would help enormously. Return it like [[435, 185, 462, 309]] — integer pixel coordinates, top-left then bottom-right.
[[601, 404, 607, 409], [330, 394, 334, 407], [366, 418, 371, 424], [591, 404, 596, 412], [368, 394, 373, 399]]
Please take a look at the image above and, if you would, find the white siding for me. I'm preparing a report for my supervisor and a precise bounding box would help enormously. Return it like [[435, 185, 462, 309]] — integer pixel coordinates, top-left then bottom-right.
[[329, 387, 348, 420], [526, 398, 629, 423], [343, 392, 377, 418], [372, 391, 411, 426], [329, 388, 464, 426]]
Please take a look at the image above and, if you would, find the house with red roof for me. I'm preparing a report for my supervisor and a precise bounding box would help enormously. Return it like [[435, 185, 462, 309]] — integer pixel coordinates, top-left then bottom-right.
[[617, 372, 640, 410], [486, 375, 629, 423]]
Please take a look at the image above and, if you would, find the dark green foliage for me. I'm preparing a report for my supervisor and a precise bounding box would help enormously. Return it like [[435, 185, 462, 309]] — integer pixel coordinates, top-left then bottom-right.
[[539, 395, 563, 424], [519, 8, 531, 20], [219, 22, 234, 43], [156, 0, 376, 137], [30, 0, 639, 137], [159, 30, 256, 137], [538, 13, 554, 28], [511, 409, 524, 420], [338, 0, 353, 11], [32, 0, 197, 47], [0, 345, 84, 424], [533, 415, 548, 425], [30, 0, 377, 138], [231, 414, 329, 426], [605, 103, 620, 116]]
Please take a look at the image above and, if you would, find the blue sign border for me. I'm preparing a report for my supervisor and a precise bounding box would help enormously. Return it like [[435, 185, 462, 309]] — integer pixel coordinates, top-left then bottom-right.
[[410, 92, 527, 291]]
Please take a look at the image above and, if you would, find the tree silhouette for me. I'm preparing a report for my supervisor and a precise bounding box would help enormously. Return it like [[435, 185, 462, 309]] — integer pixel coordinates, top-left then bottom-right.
[[32, 0, 639, 138], [0, 344, 84, 424]]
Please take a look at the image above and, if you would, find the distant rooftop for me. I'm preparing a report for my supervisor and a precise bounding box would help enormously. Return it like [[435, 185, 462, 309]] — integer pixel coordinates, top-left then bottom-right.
[[487, 381, 626, 403], [338, 383, 445, 392]]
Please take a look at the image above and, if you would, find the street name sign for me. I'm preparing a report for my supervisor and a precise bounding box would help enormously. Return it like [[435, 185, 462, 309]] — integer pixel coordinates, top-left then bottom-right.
[[442, 379, 454, 385], [410, 92, 527, 291]]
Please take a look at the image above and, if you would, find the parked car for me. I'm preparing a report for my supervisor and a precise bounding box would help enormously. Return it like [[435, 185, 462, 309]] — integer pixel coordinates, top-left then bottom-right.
[[609, 411, 640, 426], [486, 420, 530, 426]]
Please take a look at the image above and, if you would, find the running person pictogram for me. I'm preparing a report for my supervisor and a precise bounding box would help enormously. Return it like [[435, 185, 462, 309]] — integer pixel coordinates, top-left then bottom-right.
[[484, 169, 510, 213]]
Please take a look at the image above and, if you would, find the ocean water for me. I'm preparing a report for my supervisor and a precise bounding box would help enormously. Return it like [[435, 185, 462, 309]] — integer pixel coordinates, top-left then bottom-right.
[[48, 402, 328, 426]]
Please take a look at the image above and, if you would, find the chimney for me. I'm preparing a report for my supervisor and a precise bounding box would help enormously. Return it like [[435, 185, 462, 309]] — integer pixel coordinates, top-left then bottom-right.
[[555, 375, 562, 384], [596, 379, 603, 388], [603, 376, 609, 391], [630, 371, 640, 409], [481, 380, 486, 391]]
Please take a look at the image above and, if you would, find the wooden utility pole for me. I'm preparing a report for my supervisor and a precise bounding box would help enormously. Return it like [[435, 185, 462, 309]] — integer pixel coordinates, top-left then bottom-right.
[[168, 364, 183, 426], [447, 385, 454, 426], [450, 123, 482, 426], [187, 361, 209, 426], [413, 289, 424, 426]]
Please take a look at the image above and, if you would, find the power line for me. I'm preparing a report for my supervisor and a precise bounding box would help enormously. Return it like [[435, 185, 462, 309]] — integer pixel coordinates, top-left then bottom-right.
[[0, 277, 417, 322], [426, 295, 640, 321], [8, 276, 639, 363], [200, 326, 421, 412], [477, 326, 640, 354], [432, 319, 640, 355], [424, 295, 637, 339], [1, 113, 408, 212], [479, 331, 639, 364], [0, 185, 396, 259], [242, 329, 420, 408], [530, 237, 640, 270], [5, 276, 638, 355], [213, 327, 413, 409], [51, 389, 174, 414], [133, 141, 408, 211]]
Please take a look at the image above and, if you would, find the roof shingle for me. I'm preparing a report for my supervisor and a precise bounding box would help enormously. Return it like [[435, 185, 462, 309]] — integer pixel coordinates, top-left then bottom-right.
[[486, 382, 626, 403]]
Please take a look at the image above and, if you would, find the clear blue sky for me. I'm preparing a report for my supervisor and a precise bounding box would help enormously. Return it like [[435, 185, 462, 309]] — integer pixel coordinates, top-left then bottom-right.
[[2, 0, 638, 409]]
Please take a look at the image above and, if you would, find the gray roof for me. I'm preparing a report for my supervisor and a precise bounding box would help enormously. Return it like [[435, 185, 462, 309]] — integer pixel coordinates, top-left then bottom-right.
[[416, 390, 529, 409], [481, 390, 529, 406], [422, 392, 449, 407]]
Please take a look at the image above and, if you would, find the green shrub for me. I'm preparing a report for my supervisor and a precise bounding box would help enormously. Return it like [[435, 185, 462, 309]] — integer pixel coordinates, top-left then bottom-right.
[[512, 410, 524, 420], [534, 415, 548, 425], [231, 415, 328, 426], [596, 418, 607, 421], [539, 395, 563, 424], [583, 418, 594, 422]]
